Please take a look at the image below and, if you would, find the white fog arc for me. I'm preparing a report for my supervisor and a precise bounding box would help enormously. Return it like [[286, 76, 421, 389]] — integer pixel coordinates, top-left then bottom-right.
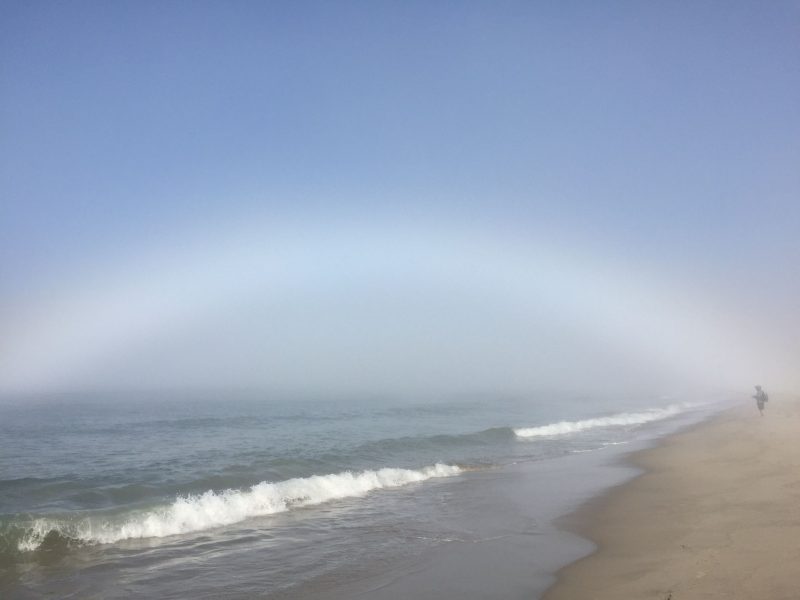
[[0, 218, 780, 395]]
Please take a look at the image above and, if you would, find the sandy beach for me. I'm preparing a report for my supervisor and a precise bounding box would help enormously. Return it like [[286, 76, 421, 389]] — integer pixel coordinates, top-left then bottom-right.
[[545, 395, 800, 600]]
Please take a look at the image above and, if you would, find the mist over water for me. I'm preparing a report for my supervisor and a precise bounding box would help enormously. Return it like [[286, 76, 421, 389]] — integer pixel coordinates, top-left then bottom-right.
[[0, 390, 726, 598]]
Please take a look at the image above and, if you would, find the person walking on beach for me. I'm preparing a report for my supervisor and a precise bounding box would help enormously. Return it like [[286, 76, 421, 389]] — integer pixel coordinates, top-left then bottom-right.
[[753, 385, 768, 416]]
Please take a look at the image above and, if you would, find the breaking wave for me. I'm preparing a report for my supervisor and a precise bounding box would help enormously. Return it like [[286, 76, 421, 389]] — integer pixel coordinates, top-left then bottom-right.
[[13, 463, 461, 552], [514, 403, 690, 438]]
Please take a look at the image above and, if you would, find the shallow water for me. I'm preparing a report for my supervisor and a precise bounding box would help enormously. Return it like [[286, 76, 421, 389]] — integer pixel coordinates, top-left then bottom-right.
[[0, 391, 727, 598]]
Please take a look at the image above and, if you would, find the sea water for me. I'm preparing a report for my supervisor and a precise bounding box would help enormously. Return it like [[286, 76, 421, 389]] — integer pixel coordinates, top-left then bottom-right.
[[0, 391, 728, 598]]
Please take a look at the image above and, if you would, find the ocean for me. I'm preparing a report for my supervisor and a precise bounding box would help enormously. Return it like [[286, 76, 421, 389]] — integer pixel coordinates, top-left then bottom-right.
[[0, 391, 728, 598]]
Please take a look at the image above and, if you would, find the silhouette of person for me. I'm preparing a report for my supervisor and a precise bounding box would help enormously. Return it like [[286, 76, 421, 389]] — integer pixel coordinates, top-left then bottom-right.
[[753, 385, 768, 416]]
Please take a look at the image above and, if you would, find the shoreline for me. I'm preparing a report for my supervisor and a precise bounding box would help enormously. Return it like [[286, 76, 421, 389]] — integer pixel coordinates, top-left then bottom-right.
[[0, 401, 729, 599], [543, 396, 800, 600], [278, 403, 720, 600]]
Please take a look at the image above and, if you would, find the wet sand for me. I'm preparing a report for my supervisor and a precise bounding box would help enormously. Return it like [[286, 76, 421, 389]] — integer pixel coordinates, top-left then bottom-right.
[[545, 396, 800, 600]]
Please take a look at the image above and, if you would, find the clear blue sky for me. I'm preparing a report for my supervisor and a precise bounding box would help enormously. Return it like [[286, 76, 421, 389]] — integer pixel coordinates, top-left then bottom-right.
[[1, 1, 798, 395]]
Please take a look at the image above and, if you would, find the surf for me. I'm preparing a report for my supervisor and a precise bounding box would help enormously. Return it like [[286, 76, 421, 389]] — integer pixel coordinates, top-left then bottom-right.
[[12, 463, 461, 552], [513, 403, 691, 438]]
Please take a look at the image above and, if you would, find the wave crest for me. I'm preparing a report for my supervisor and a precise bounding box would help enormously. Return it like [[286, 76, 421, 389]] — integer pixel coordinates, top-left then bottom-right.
[[16, 463, 461, 552], [514, 403, 689, 438]]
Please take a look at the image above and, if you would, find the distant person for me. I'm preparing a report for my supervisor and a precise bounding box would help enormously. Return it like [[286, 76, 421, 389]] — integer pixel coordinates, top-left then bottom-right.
[[753, 385, 768, 416]]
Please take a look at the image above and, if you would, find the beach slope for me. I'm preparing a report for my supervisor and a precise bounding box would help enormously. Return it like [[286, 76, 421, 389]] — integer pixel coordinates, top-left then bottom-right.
[[545, 396, 800, 600]]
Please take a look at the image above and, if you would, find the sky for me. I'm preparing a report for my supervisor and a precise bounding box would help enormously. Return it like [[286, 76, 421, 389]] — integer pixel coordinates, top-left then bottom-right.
[[1, 1, 798, 398]]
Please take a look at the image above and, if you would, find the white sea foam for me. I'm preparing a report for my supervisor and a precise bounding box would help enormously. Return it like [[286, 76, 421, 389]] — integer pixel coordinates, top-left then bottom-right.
[[17, 463, 461, 551], [514, 403, 690, 438]]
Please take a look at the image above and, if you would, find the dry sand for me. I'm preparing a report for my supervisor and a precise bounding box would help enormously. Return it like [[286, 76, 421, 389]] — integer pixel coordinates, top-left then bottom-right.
[[544, 396, 800, 600]]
